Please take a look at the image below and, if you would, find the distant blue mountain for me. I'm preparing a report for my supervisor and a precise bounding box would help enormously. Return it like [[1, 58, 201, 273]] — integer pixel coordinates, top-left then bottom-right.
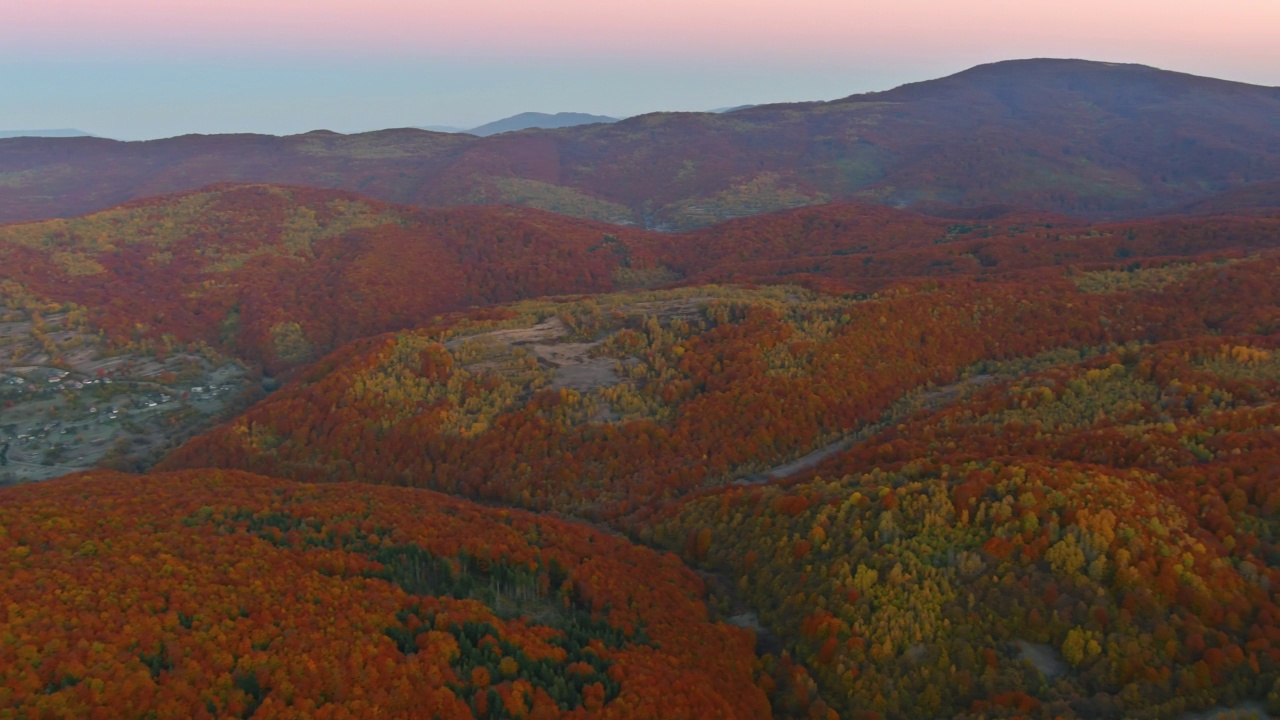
[[419, 108, 755, 136], [464, 112, 617, 136], [0, 129, 97, 139]]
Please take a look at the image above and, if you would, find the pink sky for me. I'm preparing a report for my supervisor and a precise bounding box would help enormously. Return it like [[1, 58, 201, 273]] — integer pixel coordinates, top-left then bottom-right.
[[10, 0, 1280, 73], [5, 0, 1278, 139]]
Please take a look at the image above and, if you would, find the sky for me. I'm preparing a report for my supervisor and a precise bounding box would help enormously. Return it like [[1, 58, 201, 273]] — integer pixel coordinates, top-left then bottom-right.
[[4, 0, 1279, 140]]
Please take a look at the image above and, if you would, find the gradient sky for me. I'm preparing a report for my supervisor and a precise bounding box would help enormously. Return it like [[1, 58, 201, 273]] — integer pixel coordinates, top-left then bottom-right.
[[4, 0, 1279, 140]]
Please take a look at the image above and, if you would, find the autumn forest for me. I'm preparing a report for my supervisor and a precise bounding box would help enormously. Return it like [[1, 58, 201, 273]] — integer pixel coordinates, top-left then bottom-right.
[[3, 59, 1280, 720]]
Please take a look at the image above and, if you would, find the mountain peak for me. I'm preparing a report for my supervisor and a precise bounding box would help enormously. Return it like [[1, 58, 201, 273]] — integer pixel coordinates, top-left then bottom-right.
[[883, 57, 1278, 96], [961, 57, 1157, 73]]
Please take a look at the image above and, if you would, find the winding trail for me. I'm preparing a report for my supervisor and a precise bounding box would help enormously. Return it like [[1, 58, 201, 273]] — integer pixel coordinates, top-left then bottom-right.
[[733, 373, 996, 486], [734, 437, 855, 485]]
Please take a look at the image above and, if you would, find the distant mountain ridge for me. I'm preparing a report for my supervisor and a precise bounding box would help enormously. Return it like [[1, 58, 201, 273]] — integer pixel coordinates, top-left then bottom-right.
[[3, 58, 1279, 227], [416, 124, 468, 134], [467, 111, 617, 136], [0, 128, 96, 139], [422, 109, 743, 136], [415, 112, 616, 137]]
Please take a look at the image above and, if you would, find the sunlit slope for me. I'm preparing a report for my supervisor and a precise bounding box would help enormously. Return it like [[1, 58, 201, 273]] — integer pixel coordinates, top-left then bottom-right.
[[159, 252, 1280, 521], [0, 184, 668, 372], [655, 335, 1280, 718], [6, 183, 1277, 377]]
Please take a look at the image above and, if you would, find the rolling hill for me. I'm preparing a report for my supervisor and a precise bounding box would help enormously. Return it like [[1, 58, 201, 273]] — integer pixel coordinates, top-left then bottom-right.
[[3, 59, 1278, 228], [0, 184, 666, 372], [158, 249, 1280, 517], [655, 335, 1280, 718], [5, 183, 1278, 375], [155, 249, 1280, 717]]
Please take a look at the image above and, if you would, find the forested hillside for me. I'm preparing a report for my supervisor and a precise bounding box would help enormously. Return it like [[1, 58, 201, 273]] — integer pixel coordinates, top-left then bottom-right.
[[5, 183, 1278, 377], [654, 335, 1280, 717], [6, 254, 1278, 717], [3, 125, 1279, 716], [157, 252, 1280, 717], [0, 185, 664, 372], [0, 470, 769, 718], [159, 251, 1280, 510]]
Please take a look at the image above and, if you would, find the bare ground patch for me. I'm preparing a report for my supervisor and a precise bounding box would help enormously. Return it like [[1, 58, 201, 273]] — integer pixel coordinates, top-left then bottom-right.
[[445, 316, 568, 350]]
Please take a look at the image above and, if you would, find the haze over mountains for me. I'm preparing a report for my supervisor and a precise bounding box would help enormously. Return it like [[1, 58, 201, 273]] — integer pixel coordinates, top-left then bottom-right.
[[0, 129, 96, 139], [3, 59, 1279, 229], [420, 109, 742, 137], [464, 112, 618, 136], [417, 112, 617, 137]]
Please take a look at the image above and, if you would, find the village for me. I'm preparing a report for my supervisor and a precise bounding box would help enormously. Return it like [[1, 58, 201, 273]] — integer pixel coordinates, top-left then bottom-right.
[[0, 309, 257, 484]]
